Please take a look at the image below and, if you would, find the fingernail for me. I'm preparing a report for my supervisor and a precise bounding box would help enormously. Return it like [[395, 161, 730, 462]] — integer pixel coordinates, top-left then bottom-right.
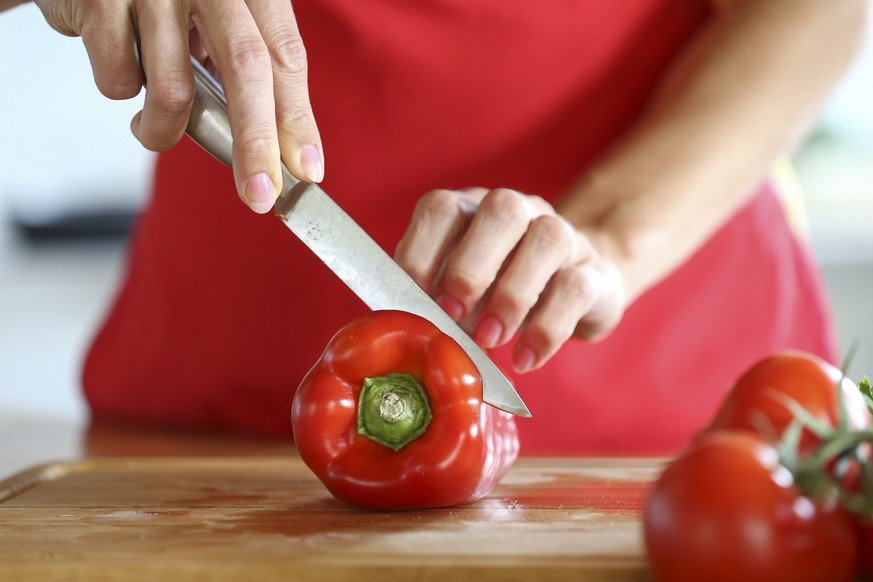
[[474, 315, 504, 348], [244, 173, 277, 214], [300, 144, 324, 183], [513, 346, 536, 373], [437, 294, 465, 320]]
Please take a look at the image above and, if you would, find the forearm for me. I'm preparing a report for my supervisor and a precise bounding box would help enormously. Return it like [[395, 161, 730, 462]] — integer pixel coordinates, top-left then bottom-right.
[[560, 0, 868, 303]]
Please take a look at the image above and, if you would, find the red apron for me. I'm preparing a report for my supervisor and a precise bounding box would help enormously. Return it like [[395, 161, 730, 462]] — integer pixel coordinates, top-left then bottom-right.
[[82, 0, 837, 454]]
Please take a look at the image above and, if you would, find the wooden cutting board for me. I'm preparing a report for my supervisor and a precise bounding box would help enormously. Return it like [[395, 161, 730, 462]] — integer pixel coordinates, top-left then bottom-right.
[[0, 456, 662, 581]]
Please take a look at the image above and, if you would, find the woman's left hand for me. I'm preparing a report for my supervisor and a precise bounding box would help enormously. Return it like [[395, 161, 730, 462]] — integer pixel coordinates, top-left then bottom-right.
[[394, 187, 624, 373]]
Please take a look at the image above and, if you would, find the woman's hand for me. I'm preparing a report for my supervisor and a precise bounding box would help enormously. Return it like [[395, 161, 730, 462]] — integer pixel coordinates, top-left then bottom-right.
[[32, 0, 323, 214], [395, 188, 625, 373]]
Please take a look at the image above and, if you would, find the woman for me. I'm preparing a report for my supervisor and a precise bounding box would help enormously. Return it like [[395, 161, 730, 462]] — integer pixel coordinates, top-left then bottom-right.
[[5, 0, 867, 453]]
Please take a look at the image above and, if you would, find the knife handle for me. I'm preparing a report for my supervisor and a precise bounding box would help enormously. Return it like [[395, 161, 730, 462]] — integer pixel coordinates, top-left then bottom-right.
[[186, 57, 300, 194]]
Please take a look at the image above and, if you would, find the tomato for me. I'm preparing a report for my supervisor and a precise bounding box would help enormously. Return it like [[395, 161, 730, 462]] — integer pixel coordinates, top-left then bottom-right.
[[860, 522, 873, 581], [703, 351, 871, 454], [644, 431, 858, 582]]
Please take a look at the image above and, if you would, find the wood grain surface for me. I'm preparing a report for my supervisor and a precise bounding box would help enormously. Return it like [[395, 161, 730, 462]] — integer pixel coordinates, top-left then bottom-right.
[[0, 456, 663, 581]]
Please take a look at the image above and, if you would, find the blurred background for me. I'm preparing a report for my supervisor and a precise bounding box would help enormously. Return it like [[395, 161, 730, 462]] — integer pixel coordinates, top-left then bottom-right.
[[1, 4, 872, 425]]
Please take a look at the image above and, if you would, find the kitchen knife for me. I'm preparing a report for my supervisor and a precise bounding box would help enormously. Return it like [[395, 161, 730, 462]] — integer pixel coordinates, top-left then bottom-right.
[[184, 57, 531, 418]]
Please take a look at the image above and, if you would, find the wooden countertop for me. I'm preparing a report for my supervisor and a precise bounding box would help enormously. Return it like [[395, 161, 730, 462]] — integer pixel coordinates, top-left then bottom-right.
[[0, 412, 662, 580]]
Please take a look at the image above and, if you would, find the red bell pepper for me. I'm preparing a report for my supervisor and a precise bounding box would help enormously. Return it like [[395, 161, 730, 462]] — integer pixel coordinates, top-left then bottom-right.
[[291, 310, 520, 510]]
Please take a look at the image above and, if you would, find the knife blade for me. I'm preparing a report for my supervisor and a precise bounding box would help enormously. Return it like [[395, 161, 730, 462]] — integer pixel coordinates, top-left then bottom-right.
[[184, 57, 531, 418]]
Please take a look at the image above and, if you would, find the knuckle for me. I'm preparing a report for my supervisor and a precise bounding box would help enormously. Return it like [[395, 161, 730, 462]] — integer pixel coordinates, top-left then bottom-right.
[[399, 260, 429, 286], [278, 106, 316, 136], [226, 38, 271, 75], [235, 125, 277, 159], [530, 215, 572, 253], [415, 189, 460, 220], [75, 0, 121, 34], [147, 75, 194, 117], [441, 266, 486, 301], [491, 289, 534, 328], [393, 240, 428, 284], [480, 188, 530, 223], [136, 74, 194, 151], [527, 194, 551, 211], [555, 267, 597, 305], [523, 320, 568, 354], [271, 33, 309, 76], [499, 291, 530, 315]]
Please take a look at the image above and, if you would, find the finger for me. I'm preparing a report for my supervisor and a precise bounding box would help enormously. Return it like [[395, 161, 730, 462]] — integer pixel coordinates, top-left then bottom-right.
[[131, 1, 194, 152], [394, 189, 478, 295], [472, 214, 576, 348], [513, 266, 599, 373], [247, 0, 323, 183], [193, 0, 281, 213], [34, 0, 77, 36], [437, 188, 535, 319], [513, 258, 625, 373], [572, 256, 625, 340], [50, 0, 143, 99]]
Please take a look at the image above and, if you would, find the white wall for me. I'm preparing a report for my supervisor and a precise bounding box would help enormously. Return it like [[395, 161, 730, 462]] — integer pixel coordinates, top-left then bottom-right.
[[0, 3, 154, 220], [0, 4, 153, 421], [797, 29, 873, 265]]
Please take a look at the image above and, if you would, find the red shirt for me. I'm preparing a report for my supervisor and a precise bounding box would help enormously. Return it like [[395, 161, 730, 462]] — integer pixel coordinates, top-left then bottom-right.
[[82, 0, 837, 454]]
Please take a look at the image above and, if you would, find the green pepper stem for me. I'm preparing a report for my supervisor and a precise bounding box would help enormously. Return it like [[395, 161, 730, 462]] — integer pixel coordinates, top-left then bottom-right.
[[357, 373, 433, 451]]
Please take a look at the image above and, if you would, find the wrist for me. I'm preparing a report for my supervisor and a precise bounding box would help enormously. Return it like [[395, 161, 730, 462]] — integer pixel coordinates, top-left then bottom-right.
[[560, 149, 682, 303]]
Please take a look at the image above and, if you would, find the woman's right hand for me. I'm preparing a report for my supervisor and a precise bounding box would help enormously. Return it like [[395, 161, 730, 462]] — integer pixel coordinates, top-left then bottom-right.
[[32, 0, 323, 214]]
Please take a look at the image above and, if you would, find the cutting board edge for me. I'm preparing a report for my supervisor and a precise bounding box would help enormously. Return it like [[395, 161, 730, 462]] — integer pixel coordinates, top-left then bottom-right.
[[0, 557, 653, 581], [0, 457, 299, 503], [0, 455, 665, 503], [0, 459, 98, 503]]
